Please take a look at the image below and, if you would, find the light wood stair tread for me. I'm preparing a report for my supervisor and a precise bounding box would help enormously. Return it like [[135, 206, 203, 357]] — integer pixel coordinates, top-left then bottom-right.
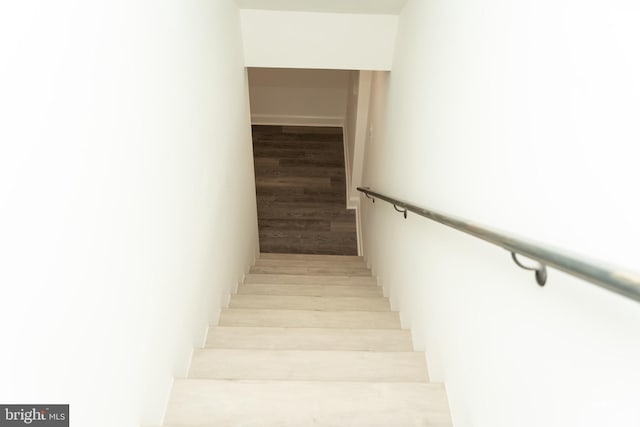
[[205, 326, 413, 351], [250, 264, 372, 276], [189, 349, 428, 381], [219, 308, 401, 328], [228, 294, 390, 311], [258, 253, 364, 262], [164, 380, 452, 427], [245, 273, 377, 286], [238, 283, 382, 297], [257, 253, 365, 260], [254, 257, 367, 268]]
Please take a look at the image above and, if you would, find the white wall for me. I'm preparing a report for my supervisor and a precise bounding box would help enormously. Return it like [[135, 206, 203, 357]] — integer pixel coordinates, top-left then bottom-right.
[[347, 71, 373, 208], [236, 0, 407, 15], [0, 1, 258, 426], [361, 1, 640, 426], [344, 71, 360, 198], [240, 10, 398, 70], [248, 68, 349, 126]]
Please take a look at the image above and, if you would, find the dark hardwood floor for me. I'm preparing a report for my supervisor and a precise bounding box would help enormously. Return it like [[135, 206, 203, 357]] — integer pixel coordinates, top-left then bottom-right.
[[252, 125, 357, 255]]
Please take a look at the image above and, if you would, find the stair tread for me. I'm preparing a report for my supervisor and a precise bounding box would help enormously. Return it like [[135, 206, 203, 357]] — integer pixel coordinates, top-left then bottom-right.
[[189, 349, 428, 381], [228, 294, 390, 311], [205, 326, 413, 351], [238, 283, 382, 297], [250, 265, 371, 276], [258, 254, 364, 262], [164, 380, 452, 427], [255, 258, 366, 268], [245, 273, 376, 286], [219, 308, 400, 328]]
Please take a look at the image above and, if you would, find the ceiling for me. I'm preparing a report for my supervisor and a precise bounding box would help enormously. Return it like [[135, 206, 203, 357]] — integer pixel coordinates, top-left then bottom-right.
[[236, 0, 407, 15]]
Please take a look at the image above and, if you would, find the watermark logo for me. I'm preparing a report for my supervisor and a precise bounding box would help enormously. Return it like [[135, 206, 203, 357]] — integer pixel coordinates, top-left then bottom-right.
[[0, 405, 68, 426]]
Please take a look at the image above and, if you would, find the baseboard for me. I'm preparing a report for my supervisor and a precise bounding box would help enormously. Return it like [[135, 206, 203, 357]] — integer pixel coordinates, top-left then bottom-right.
[[251, 114, 344, 127], [348, 194, 360, 210]]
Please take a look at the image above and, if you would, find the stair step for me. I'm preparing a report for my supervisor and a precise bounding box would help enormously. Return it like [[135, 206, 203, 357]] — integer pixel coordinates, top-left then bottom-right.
[[238, 283, 382, 297], [258, 254, 364, 263], [164, 380, 452, 427], [189, 349, 428, 381], [255, 257, 366, 268], [228, 295, 390, 311], [205, 327, 414, 351], [219, 309, 400, 328], [245, 273, 376, 286], [250, 264, 371, 276]]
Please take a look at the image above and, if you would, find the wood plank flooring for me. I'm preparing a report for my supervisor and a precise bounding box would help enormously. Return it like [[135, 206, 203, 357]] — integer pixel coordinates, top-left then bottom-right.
[[252, 125, 357, 255]]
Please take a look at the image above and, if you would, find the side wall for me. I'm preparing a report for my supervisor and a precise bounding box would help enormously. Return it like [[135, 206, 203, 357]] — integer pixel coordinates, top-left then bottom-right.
[[344, 71, 360, 203], [347, 71, 373, 208], [248, 68, 349, 126], [0, 1, 258, 426], [361, 1, 640, 426]]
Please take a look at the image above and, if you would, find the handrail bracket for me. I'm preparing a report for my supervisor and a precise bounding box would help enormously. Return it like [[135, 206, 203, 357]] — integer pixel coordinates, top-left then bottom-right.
[[511, 252, 547, 287], [393, 204, 408, 219]]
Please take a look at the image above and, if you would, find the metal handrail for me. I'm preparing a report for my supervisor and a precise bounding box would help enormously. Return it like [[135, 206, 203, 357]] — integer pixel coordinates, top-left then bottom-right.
[[357, 187, 640, 304]]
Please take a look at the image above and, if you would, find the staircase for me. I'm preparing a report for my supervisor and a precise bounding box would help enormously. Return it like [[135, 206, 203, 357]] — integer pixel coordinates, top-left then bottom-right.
[[162, 253, 452, 426]]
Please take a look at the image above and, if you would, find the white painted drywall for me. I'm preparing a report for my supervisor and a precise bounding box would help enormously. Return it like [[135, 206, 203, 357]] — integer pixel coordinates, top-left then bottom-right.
[[344, 71, 360, 195], [345, 70, 374, 209], [361, 1, 640, 426], [236, 0, 407, 15], [248, 68, 349, 126], [240, 10, 398, 70], [0, 1, 258, 426], [348, 71, 373, 207]]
